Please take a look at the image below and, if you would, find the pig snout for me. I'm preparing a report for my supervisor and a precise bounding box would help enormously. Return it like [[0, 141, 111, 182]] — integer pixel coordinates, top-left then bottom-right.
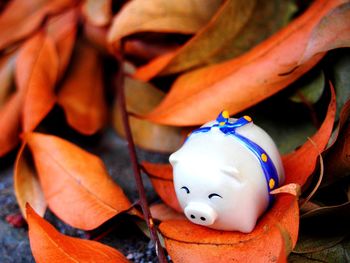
[[184, 202, 218, 226]]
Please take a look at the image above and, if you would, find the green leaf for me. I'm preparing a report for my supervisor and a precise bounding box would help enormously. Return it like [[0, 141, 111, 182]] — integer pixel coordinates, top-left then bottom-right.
[[289, 70, 325, 104]]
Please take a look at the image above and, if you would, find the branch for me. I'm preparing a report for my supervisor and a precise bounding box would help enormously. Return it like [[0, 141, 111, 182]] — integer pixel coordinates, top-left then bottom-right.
[[115, 40, 168, 263]]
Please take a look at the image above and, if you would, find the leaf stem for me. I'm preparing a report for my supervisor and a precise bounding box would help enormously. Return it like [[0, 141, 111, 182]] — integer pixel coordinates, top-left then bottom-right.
[[116, 40, 168, 263]]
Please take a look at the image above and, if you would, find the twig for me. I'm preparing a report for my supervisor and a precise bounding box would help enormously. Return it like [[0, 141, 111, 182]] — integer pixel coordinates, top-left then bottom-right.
[[299, 137, 324, 209], [116, 40, 168, 263]]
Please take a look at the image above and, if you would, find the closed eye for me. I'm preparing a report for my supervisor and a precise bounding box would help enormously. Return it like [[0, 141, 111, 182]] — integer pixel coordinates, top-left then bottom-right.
[[208, 193, 222, 199], [181, 186, 190, 194]]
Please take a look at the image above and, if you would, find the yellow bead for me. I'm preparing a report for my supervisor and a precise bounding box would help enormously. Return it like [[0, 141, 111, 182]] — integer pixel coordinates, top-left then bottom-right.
[[244, 115, 252, 122], [261, 153, 268, 162], [219, 121, 225, 126], [222, 110, 229, 119], [269, 179, 275, 189]]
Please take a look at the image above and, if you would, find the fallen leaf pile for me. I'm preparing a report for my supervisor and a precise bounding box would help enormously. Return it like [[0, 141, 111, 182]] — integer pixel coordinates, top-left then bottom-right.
[[0, 0, 350, 262]]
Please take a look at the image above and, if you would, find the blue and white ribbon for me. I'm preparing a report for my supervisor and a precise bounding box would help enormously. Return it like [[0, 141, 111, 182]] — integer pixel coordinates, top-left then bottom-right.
[[187, 111, 279, 204]]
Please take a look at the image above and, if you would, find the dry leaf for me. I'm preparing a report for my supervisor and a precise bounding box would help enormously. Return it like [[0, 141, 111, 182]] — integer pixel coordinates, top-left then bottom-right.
[[136, 0, 296, 80], [134, 51, 177, 81], [82, 0, 112, 26], [15, 31, 58, 132], [324, 99, 350, 185], [270, 183, 301, 197], [150, 203, 186, 222], [144, 0, 346, 125], [108, 0, 223, 47], [135, 0, 258, 79], [125, 39, 181, 62], [0, 92, 22, 156], [142, 162, 181, 212], [58, 41, 107, 135], [83, 22, 109, 52], [155, 0, 256, 75], [26, 204, 128, 263], [113, 77, 184, 152], [46, 8, 79, 79], [0, 50, 17, 106], [14, 144, 46, 218], [0, 0, 77, 50], [25, 132, 132, 230]]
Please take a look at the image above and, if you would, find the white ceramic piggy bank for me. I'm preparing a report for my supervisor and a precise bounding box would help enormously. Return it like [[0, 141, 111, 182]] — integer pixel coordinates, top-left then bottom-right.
[[169, 111, 284, 233]]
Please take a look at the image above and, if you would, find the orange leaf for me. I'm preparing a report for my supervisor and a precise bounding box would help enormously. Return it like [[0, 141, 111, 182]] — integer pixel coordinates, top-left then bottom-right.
[[0, 50, 17, 106], [0, 0, 77, 50], [46, 8, 79, 79], [144, 0, 346, 126], [107, 0, 222, 47], [150, 203, 186, 222], [142, 162, 181, 212], [58, 41, 107, 135], [138, 162, 190, 214], [26, 204, 128, 263], [135, 51, 177, 82], [83, 22, 109, 52], [15, 31, 59, 132], [283, 84, 336, 185], [82, 0, 112, 26], [25, 132, 132, 230], [160, 195, 298, 262], [14, 144, 47, 218], [0, 92, 22, 156]]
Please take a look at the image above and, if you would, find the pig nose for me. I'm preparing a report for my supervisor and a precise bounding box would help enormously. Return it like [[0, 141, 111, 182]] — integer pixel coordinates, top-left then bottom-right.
[[184, 202, 217, 226]]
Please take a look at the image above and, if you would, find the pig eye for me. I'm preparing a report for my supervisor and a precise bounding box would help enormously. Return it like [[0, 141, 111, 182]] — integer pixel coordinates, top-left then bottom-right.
[[181, 186, 190, 194], [208, 193, 222, 199]]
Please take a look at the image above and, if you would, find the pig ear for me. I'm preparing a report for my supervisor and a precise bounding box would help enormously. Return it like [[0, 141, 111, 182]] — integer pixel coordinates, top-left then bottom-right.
[[221, 166, 242, 183]]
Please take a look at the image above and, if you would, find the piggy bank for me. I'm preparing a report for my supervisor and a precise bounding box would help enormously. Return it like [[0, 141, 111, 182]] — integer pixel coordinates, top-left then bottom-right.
[[169, 111, 284, 233]]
